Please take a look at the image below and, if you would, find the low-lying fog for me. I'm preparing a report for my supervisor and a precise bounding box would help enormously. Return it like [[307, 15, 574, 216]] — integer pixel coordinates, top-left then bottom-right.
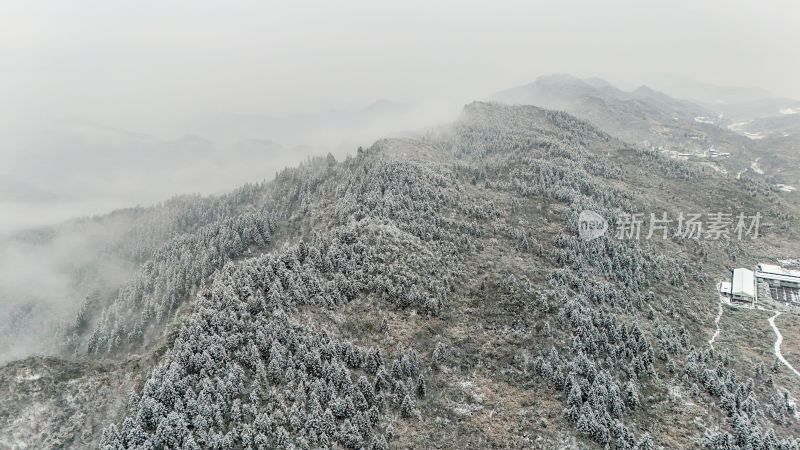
[[0, 100, 458, 235]]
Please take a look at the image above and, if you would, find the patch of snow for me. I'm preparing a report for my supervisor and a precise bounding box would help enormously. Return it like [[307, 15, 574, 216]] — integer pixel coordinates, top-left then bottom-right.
[[776, 184, 797, 192], [779, 107, 799, 115], [727, 121, 765, 139], [16, 373, 42, 382], [694, 116, 714, 124], [709, 299, 723, 350], [750, 159, 764, 175], [728, 121, 749, 132], [743, 131, 766, 140]]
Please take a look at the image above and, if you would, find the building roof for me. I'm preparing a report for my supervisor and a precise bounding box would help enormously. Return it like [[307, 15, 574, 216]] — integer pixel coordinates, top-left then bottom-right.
[[757, 271, 800, 284], [758, 263, 800, 278], [732, 268, 755, 297], [719, 282, 732, 294], [758, 264, 783, 274]]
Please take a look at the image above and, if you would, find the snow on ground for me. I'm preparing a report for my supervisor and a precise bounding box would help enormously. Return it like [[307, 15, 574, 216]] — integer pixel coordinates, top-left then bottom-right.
[[727, 121, 766, 140], [694, 116, 714, 124], [750, 159, 764, 175], [743, 131, 765, 140], [15, 373, 42, 382], [709, 298, 723, 350], [0, 402, 50, 450], [776, 184, 797, 192], [703, 162, 727, 174], [728, 122, 749, 132], [780, 107, 799, 115]]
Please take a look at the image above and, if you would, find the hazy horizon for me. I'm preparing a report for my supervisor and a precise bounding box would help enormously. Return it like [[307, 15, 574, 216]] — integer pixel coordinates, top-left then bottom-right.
[[2, 0, 799, 233]]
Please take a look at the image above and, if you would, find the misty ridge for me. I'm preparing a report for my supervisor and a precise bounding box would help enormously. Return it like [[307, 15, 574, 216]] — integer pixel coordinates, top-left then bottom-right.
[[0, 98, 460, 363], [2, 98, 446, 362]]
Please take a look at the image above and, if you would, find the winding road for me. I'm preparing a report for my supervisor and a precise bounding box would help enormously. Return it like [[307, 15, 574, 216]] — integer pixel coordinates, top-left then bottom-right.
[[708, 299, 800, 380], [768, 311, 800, 379]]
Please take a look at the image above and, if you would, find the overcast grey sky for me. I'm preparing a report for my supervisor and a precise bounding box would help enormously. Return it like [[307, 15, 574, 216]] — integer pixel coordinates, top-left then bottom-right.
[[0, 0, 798, 232], [2, 0, 798, 136]]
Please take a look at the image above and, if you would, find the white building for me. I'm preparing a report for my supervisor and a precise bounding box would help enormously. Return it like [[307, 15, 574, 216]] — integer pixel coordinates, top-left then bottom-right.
[[719, 281, 732, 297], [731, 268, 755, 303], [756, 264, 800, 289]]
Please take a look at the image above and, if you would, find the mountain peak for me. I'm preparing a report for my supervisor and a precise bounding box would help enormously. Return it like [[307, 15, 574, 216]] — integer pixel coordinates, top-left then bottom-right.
[[634, 85, 658, 95], [535, 73, 586, 84], [533, 74, 595, 92], [583, 76, 615, 88]]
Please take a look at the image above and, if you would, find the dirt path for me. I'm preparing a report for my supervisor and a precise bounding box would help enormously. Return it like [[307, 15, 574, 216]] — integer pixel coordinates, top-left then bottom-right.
[[768, 311, 800, 379], [709, 299, 800, 379], [709, 301, 723, 350]]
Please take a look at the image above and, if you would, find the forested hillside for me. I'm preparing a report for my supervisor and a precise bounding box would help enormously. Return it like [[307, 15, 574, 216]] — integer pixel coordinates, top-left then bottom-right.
[[1, 102, 799, 449]]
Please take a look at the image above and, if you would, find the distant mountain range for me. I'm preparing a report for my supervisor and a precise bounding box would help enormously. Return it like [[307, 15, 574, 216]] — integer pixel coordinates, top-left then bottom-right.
[[492, 74, 711, 143], [639, 74, 775, 104], [490, 74, 800, 188]]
